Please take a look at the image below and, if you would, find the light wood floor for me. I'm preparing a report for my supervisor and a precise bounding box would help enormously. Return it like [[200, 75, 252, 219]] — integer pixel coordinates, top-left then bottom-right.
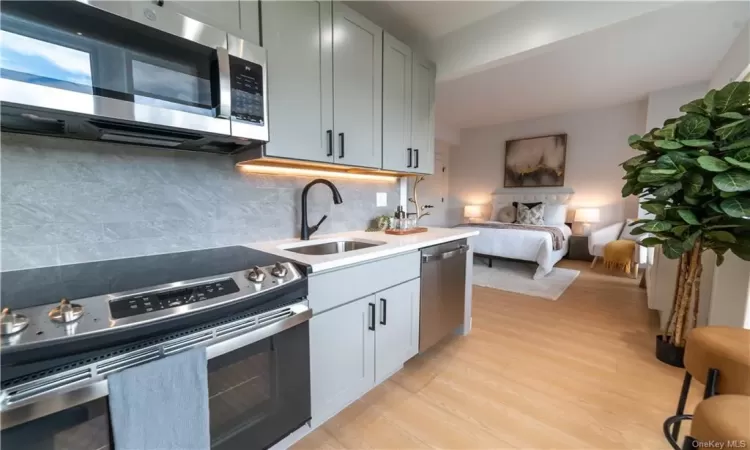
[[294, 260, 703, 449]]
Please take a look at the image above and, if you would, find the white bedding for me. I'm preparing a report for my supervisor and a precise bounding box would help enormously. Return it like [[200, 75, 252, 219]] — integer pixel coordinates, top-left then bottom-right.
[[456, 222, 572, 279]]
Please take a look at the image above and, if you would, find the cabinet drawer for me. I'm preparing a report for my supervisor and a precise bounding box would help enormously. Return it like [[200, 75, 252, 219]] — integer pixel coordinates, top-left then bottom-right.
[[308, 252, 420, 314]]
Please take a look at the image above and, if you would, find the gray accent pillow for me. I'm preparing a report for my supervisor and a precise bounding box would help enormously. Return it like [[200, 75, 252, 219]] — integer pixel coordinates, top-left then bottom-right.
[[496, 205, 516, 223], [517, 203, 545, 225]]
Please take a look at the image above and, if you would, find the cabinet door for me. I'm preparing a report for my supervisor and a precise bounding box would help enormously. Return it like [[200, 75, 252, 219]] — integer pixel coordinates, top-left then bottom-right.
[[381, 33, 413, 172], [310, 296, 375, 428], [332, 3, 382, 169], [411, 54, 436, 174], [375, 279, 421, 384], [238, 0, 260, 45], [262, 1, 334, 163], [165, 1, 241, 33]]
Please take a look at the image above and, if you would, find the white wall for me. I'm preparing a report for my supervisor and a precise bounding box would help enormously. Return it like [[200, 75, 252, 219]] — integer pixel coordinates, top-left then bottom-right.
[[709, 253, 750, 328], [645, 30, 750, 330], [645, 81, 708, 130], [707, 22, 750, 329], [709, 21, 750, 90], [408, 140, 451, 226], [447, 100, 646, 226], [430, 1, 673, 81], [642, 82, 717, 328]]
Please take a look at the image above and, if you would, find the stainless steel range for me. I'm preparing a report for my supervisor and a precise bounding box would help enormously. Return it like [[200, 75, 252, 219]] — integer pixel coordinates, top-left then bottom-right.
[[0, 246, 311, 450]]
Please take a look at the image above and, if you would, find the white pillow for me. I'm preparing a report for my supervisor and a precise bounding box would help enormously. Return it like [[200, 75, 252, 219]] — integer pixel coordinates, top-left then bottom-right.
[[543, 204, 568, 225]]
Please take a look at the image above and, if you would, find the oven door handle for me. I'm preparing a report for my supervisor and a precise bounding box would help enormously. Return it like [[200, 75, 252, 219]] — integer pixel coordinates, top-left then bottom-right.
[[215, 46, 232, 119], [206, 304, 311, 359]]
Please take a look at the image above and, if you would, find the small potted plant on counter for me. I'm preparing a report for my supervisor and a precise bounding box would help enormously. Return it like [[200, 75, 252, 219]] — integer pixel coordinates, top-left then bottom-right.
[[620, 80, 750, 367]]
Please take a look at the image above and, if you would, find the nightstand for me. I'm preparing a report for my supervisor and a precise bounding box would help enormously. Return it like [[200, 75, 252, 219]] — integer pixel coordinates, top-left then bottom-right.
[[568, 235, 593, 261]]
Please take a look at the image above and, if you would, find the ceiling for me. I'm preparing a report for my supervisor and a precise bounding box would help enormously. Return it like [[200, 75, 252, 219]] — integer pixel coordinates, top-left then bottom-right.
[[381, 1, 520, 39], [433, 1, 749, 131]]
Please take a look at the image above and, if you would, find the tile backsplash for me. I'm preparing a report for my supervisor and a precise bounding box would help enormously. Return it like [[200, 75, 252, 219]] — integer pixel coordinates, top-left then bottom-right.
[[1, 133, 398, 271]]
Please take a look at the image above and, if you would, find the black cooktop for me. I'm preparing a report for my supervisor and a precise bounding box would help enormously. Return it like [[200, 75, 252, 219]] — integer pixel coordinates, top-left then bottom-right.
[[1, 246, 308, 310]]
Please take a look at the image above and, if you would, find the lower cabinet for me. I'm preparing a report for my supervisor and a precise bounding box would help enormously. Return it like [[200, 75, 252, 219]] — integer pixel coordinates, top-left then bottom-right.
[[309, 295, 374, 428], [374, 280, 420, 384], [309, 278, 420, 427]]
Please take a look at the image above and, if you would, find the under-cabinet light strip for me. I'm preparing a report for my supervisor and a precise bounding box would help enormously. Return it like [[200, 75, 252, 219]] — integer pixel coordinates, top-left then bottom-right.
[[237, 164, 400, 182]]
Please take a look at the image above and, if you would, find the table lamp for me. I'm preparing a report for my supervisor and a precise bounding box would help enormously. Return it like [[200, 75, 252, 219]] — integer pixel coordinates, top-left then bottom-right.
[[464, 205, 482, 223], [574, 208, 600, 235]]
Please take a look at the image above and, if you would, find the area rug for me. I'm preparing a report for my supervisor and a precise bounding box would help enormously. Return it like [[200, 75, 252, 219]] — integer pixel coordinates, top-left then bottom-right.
[[472, 260, 580, 301]]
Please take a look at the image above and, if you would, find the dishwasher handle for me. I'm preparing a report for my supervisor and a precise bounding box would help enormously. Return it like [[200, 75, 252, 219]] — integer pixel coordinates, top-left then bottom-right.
[[422, 244, 469, 263]]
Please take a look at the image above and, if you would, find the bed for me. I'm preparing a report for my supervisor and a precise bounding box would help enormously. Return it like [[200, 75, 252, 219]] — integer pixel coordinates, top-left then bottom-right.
[[455, 188, 575, 279]]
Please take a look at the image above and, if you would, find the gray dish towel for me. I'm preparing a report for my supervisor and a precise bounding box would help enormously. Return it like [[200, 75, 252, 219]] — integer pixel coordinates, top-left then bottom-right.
[[108, 347, 210, 450]]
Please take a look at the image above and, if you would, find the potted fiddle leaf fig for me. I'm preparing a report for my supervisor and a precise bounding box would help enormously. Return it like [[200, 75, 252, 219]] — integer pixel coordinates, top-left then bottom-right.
[[620, 80, 750, 367]]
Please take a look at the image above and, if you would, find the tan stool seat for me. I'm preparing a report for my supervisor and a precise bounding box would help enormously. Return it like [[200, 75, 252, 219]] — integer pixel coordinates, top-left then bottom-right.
[[692, 395, 750, 444], [684, 326, 750, 395]]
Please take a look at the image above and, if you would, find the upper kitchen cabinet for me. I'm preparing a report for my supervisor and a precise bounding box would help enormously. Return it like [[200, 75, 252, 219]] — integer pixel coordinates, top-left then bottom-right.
[[381, 34, 436, 174], [238, 0, 260, 44], [410, 54, 436, 174], [381, 33, 412, 172], [262, 1, 334, 163], [332, 3, 383, 169], [161, 1, 260, 45]]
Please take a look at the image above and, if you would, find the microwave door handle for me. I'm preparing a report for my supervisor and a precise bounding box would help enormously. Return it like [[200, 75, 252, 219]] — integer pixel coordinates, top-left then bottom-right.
[[215, 47, 231, 119]]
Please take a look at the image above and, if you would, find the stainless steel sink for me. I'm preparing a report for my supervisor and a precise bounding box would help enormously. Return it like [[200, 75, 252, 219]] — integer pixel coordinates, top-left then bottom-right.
[[283, 239, 385, 256]]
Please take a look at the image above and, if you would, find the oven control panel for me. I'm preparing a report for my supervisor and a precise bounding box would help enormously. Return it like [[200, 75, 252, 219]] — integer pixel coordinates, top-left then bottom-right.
[[109, 279, 240, 320]]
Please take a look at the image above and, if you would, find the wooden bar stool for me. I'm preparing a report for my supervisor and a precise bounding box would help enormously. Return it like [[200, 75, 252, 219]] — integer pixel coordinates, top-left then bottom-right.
[[665, 395, 750, 450], [668, 326, 750, 441]]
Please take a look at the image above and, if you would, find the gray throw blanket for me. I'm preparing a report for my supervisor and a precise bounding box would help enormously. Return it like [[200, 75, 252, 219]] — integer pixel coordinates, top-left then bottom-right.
[[459, 222, 566, 251]]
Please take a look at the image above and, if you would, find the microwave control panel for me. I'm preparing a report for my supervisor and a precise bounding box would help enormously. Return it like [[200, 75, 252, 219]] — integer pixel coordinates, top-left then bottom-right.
[[229, 55, 264, 125]]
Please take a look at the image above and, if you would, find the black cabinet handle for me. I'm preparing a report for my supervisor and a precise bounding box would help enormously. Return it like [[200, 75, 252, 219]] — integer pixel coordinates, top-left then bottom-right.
[[380, 298, 387, 325], [407, 148, 412, 168], [368, 302, 375, 331], [414, 149, 419, 168], [339, 132, 345, 158], [326, 130, 333, 157]]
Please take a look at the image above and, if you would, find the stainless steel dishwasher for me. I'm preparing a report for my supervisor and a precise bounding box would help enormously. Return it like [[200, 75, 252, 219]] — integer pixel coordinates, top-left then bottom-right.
[[419, 239, 468, 353]]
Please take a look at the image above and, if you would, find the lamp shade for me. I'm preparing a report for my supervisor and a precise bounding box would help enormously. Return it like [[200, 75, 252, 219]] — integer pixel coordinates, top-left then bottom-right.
[[464, 205, 482, 219], [575, 208, 600, 223]]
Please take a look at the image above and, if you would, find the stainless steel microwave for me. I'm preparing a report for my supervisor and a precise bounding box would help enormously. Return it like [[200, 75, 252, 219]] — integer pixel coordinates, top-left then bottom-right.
[[0, 0, 268, 153]]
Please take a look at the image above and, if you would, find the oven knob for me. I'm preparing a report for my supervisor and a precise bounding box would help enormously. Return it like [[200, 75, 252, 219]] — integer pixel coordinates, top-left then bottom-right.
[[246, 266, 266, 283], [271, 262, 288, 278], [1, 308, 29, 336], [49, 298, 84, 324]]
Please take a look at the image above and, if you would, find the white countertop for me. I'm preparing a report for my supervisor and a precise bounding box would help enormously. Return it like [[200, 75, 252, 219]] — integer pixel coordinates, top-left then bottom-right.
[[245, 227, 478, 273]]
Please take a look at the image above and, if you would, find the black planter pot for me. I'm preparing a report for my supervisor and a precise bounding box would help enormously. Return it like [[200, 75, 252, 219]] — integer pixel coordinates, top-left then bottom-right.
[[656, 335, 685, 368]]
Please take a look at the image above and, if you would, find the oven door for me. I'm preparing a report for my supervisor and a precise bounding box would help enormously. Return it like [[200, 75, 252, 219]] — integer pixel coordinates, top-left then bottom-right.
[[0, 0, 232, 136], [208, 321, 310, 449], [2, 322, 311, 450], [2, 397, 113, 450]]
